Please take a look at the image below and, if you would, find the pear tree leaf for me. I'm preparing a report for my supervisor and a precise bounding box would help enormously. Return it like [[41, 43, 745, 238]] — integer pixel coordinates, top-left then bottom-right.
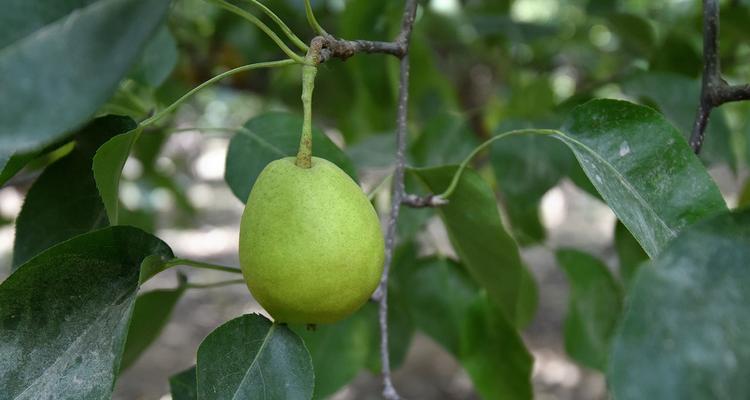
[[170, 366, 198, 400], [557, 249, 623, 371], [614, 220, 649, 287], [120, 280, 187, 372], [609, 210, 750, 400], [12, 115, 136, 269], [412, 166, 537, 327], [0, 0, 171, 154], [93, 127, 142, 223], [558, 99, 727, 257], [196, 314, 314, 400], [0, 226, 173, 399]]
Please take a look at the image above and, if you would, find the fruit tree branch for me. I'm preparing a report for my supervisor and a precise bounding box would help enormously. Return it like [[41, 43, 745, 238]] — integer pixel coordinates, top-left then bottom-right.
[[376, 2, 418, 398], [690, 0, 750, 153], [307, 2, 418, 397], [402, 193, 449, 208]]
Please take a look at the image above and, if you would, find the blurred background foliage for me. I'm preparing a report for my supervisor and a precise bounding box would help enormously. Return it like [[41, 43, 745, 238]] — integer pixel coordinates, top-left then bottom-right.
[[2, 0, 750, 399], [76, 0, 750, 242]]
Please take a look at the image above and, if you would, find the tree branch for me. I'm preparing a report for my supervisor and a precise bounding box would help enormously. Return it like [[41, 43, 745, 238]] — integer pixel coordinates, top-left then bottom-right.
[[689, 0, 750, 153], [374, 2, 418, 399], [402, 193, 448, 208]]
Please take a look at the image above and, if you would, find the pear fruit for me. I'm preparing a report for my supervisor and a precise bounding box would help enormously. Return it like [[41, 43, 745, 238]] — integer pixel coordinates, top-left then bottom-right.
[[239, 156, 384, 324]]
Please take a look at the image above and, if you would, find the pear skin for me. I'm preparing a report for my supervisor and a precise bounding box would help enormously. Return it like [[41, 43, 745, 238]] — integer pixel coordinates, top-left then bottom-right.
[[239, 157, 384, 324]]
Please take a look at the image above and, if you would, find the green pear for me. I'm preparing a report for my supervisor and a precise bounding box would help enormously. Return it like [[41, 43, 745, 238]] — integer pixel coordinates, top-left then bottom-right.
[[239, 156, 384, 324]]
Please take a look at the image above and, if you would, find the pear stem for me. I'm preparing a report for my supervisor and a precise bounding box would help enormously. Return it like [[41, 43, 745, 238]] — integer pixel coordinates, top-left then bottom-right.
[[296, 42, 322, 168]]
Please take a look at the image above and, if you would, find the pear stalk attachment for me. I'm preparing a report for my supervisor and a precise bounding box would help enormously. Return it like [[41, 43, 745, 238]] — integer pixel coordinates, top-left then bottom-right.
[[295, 54, 318, 168]]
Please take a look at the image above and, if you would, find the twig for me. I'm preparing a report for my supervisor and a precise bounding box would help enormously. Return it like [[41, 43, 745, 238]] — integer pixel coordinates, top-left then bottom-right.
[[690, 0, 750, 153], [374, 2, 418, 399], [401, 193, 448, 208]]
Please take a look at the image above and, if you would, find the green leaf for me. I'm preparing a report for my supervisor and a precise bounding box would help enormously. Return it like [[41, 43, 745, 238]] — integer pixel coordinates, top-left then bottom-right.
[[460, 296, 534, 400], [491, 134, 572, 244], [293, 312, 373, 399], [120, 281, 186, 371], [410, 112, 479, 167], [93, 127, 142, 224], [614, 220, 649, 287], [225, 112, 357, 202], [559, 99, 727, 257], [196, 314, 314, 400], [0, 0, 170, 154], [398, 256, 534, 399], [401, 257, 479, 355], [131, 26, 178, 87], [170, 366, 198, 400], [609, 210, 750, 400], [0, 226, 173, 399], [556, 249, 623, 371], [0, 151, 37, 187], [621, 72, 736, 169], [412, 166, 537, 327], [12, 115, 136, 269]]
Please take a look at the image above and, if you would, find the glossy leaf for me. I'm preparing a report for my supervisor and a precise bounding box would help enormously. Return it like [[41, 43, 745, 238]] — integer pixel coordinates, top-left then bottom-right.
[[93, 128, 141, 223], [170, 366, 198, 400], [557, 249, 622, 371], [412, 166, 537, 327], [621, 72, 736, 169], [0, 226, 173, 399], [559, 99, 727, 257], [224, 112, 357, 202], [0, 0, 170, 154], [120, 282, 186, 371], [12, 116, 136, 268], [609, 210, 750, 400], [614, 221, 649, 287], [196, 314, 314, 400]]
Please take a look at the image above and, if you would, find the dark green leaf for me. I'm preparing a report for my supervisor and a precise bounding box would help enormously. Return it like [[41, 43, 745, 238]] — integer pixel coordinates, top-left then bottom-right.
[[196, 314, 314, 400], [412, 166, 537, 327], [0, 0, 170, 154], [93, 128, 142, 223], [401, 257, 479, 354], [395, 253, 534, 399], [614, 220, 649, 287], [12, 116, 136, 268], [491, 134, 572, 244], [225, 112, 357, 202], [411, 112, 479, 167], [609, 210, 750, 400], [170, 366, 198, 400], [120, 282, 186, 371], [131, 26, 178, 87], [559, 99, 727, 257], [460, 296, 533, 400], [0, 226, 173, 399], [294, 312, 373, 399], [556, 249, 623, 371], [0, 152, 36, 187], [345, 133, 395, 170], [621, 72, 736, 169]]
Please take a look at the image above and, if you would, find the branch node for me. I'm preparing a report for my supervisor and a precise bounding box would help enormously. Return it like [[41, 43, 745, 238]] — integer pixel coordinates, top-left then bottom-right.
[[402, 193, 448, 208]]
